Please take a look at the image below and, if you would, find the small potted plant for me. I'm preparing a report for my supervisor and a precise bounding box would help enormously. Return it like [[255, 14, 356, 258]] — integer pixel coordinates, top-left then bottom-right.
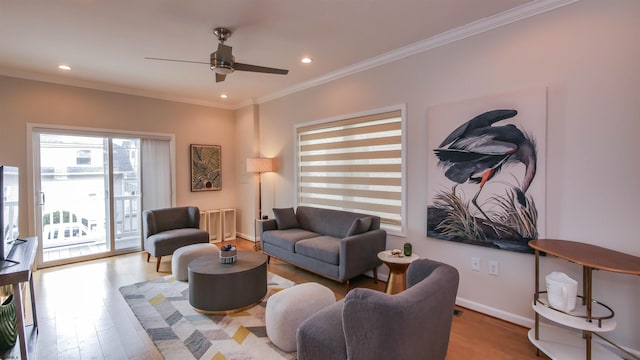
[[0, 285, 16, 350]]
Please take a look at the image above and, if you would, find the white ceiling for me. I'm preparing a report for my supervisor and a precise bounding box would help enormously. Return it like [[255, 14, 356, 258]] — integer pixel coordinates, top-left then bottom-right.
[[0, 0, 571, 109]]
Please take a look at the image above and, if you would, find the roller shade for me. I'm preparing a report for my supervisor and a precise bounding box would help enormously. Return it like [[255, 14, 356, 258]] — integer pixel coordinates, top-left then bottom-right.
[[297, 110, 403, 231]]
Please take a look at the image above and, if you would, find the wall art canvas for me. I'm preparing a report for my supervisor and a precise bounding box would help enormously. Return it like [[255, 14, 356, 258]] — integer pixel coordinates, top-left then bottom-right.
[[426, 88, 546, 253], [190, 144, 221, 191]]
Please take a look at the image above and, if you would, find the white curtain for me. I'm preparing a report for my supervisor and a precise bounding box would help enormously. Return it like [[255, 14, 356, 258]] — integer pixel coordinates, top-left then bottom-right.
[[141, 139, 171, 211]]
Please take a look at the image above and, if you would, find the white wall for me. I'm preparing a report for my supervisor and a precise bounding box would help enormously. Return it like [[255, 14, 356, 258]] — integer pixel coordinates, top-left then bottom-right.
[[234, 104, 259, 240], [0, 75, 237, 237], [256, 0, 640, 348]]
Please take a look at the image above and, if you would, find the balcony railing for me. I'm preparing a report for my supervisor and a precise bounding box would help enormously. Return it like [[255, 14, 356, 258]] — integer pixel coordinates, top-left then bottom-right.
[[114, 195, 139, 239], [42, 195, 140, 250]]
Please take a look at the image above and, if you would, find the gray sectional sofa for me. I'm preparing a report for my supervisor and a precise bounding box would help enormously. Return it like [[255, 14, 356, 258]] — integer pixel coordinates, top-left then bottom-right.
[[260, 206, 387, 288]]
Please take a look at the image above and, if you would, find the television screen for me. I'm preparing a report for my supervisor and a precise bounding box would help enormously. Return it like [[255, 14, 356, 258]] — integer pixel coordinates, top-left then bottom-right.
[[0, 165, 19, 260]]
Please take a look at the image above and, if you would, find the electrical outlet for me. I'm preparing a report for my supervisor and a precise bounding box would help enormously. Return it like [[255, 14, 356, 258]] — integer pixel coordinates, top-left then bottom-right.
[[488, 260, 499, 276], [471, 257, 480, 272]]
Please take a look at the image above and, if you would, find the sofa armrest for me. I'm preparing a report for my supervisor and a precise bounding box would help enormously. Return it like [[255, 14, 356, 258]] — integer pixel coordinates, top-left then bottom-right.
[[339, 229, 386, 281], [259, 219, 278, 247], [187, 206, 201, 228], [142, 210, 156, 238], [259, 219, 278, 234]]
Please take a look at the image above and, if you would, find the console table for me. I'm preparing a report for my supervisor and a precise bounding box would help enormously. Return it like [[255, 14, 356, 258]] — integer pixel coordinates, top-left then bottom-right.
[[528, 239, 640, 360], [0, 236, 38, 359]]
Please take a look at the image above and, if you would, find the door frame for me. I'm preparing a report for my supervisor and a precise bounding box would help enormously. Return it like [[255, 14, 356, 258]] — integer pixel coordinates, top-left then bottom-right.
[[27, 123, 176, 269]]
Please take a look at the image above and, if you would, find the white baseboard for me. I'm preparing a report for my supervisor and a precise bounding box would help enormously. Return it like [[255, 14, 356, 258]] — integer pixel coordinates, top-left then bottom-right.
[[371, 267, 534, 328], [455, 297, 534, 329], [376, 269, 388, 282], [369, 270, 533, 329], [236, 232, 255, 241]]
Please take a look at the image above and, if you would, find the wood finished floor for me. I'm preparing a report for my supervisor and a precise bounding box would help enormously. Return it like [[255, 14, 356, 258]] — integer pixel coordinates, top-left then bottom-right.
[[23, 239, 545, 359]]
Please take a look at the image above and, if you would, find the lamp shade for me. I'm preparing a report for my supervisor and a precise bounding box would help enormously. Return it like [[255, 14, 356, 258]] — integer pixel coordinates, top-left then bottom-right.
[[247, 158, 274, 173]]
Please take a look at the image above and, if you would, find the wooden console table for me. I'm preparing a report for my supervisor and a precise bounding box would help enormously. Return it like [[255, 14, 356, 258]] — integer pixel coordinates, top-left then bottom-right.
[[0, 236, 38, 359], [528, 239, 640, 360]]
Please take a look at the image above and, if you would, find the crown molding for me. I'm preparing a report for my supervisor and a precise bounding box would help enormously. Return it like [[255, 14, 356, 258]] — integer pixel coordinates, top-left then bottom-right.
[[0, 0, 579, 110], [257, 0, 579, 105], [230, 98, 259, 110]]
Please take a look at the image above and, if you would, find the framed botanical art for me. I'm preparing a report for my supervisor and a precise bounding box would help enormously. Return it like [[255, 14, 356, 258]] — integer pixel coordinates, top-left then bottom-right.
[[190, 144, 221, 191]]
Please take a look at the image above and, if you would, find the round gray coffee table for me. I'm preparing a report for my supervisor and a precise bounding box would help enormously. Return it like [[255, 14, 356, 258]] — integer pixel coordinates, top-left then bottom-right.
[[188, 250, 267, 313]]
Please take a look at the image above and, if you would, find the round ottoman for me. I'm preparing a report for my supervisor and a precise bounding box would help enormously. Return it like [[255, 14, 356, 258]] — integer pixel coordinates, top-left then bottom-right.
[[171, 243, 218, 281], [266, 282, 335, 352]]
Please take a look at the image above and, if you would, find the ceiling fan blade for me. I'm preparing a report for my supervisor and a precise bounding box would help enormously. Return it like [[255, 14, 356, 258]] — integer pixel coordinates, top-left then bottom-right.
[[215, 73, 226, 83], [144, 57, 209, 65], [234, 62, 289, 75]]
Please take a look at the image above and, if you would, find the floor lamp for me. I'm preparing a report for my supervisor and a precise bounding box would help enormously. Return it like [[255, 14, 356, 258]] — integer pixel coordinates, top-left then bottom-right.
[[247, 158, 274, 250]]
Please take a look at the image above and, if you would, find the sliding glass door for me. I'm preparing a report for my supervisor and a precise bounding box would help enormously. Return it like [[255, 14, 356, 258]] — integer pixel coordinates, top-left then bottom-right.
[[112, 138, 142, 251], [34, 132, 142, 266]]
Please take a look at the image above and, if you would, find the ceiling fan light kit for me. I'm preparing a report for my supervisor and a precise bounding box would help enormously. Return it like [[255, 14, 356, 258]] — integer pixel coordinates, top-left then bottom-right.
[[146, 26, 288, 83], [212, 67, 233, 75], [210, 55, 234, 74]]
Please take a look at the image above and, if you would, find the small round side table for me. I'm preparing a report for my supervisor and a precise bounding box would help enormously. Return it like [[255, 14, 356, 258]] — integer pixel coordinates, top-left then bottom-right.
[[377, 250, 419, 294]]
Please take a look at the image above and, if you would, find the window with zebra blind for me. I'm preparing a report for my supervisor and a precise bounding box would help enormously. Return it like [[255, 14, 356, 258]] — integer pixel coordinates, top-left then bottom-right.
[[296, 106, 405, 234]]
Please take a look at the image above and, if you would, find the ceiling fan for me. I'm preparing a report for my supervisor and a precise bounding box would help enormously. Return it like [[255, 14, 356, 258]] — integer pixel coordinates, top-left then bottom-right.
[[145, 27, 289, 83]]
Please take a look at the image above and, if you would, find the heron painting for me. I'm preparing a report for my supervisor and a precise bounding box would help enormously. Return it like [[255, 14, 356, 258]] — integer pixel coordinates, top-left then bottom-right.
[[427, 89, 546, 253]]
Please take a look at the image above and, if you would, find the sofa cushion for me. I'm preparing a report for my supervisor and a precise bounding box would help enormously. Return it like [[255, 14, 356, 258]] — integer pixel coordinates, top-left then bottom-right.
[[144, 228, 209, 256], [273, 207, 299, 230], [295, 236, 341, 265], [346, 217, 372, 237], [263, 229, 319, 252]]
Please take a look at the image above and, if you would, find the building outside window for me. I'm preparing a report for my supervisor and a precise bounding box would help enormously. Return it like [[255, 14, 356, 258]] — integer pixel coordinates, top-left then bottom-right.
[[76, 149, 91, 165]]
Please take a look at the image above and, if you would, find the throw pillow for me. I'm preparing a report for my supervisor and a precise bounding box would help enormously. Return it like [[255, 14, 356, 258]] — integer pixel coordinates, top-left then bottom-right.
[[346, 217, 372, 236], [273, 207, 299, 230]]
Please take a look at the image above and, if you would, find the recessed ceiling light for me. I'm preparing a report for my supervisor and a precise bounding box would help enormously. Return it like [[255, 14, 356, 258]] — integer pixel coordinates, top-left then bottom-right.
[[301, 57, 312, 64], [219, 94, 228, 99], [58, 65, 71, 71]]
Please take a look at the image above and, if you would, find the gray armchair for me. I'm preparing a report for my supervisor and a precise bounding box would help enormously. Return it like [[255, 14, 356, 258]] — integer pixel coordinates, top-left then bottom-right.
[[142, 206, 209, 272], [296, 258, 460, 360]]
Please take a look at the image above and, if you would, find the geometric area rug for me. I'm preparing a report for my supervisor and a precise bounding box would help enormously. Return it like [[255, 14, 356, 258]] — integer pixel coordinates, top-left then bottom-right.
[[119, 272, 297, 360]]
